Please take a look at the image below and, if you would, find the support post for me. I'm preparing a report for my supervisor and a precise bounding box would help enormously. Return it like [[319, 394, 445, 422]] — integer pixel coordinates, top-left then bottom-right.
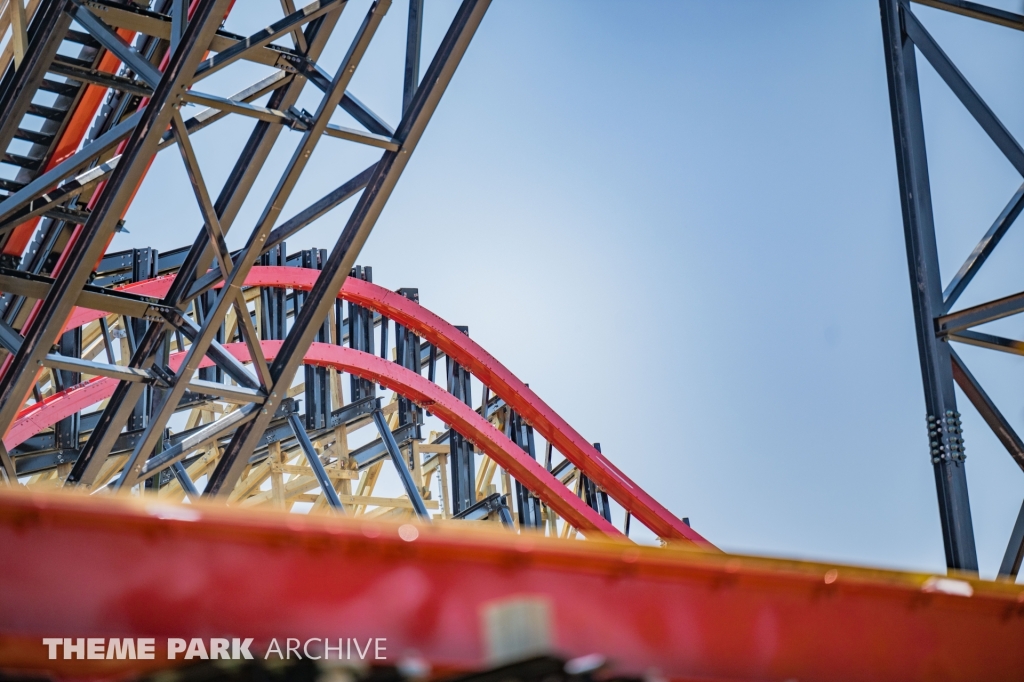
[[880, 0, 977, 571], [371, 400, 429, 519]]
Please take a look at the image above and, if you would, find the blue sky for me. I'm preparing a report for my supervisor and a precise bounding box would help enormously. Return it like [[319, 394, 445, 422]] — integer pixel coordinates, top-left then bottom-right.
[[115, 1, 1024, 577]]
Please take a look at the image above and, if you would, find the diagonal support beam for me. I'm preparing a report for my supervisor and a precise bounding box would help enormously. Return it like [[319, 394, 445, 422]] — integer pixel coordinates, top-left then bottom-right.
[[121, 404, 258, 489], [0, 111, 139, 226], [171, 461, 200, 500], [949, 348, 1024, 472], [0, 157, 120, 234], [287, 412, 343, 510], [403, 0, 422, 115], [120, 0, 388, 491], [942, 181, 1024, 311], [903, 3, 1024, 176], [65, 3, 345, 490], [205, 0, 491, 498], [0, 0, 235, 483], [72, 4, 163, 89], [170, 111, 272, 386], [372, 402, 428, 518], [998, 498, 1024, 579], [297, 59, 395, 137]]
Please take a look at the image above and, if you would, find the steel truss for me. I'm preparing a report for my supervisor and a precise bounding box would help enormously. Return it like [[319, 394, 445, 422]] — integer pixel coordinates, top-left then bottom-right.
[[881, 0, 1024, 575], [0, 1, 711, 546]]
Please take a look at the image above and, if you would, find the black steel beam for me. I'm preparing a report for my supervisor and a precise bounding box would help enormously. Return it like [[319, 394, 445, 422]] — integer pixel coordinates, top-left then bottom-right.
[[48, 54, 154, 96], [0, 0, 74, 164], [911, 0, 1024, 31], [942, 182, 1024, 311], [124, 0, 387, 491], [454, 491, 513, 526], [287, 412, 343, 510], [403, 0, 422, 115], [205, 0, 491, 498], [880, 0, 978, 571], [171, 461, 200, 500], [72, 4, 164, 88], [66, 5, 344, 488], [998, 498, 1024, 578], [949, 349, 1024, 473], [936, 290, 1024, 335], [371, 403, 428, 518]]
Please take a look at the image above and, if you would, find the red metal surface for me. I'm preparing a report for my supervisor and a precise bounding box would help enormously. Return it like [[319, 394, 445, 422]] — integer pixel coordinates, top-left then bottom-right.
[[52, 267, 711, 546], [1, 489, 1022, 682]]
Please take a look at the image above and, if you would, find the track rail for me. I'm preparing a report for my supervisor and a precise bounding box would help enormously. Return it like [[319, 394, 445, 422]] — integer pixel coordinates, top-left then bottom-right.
[[11, 267, 710, 545]]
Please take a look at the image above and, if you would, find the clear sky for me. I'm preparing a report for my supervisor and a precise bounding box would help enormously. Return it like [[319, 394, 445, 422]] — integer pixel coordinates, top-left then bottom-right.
[[113, 1, 1024, 578]]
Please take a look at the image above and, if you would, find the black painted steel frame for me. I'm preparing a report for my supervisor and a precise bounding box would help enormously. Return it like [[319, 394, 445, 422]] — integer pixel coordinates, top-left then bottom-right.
[[0, 0, 492, 508], [881, 0, 1024, 576]]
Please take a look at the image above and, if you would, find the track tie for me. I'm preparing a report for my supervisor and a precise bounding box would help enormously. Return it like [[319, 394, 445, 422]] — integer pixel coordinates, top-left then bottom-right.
[[13, 128, 54, 146]]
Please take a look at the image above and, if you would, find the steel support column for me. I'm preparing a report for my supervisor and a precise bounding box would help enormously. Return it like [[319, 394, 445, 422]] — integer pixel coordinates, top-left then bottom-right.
[[880, 0, 978, 571]]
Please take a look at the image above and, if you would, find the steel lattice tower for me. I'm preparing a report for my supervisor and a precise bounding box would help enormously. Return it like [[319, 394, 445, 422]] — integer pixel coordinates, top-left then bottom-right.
[[881, 0, 1024, 576]]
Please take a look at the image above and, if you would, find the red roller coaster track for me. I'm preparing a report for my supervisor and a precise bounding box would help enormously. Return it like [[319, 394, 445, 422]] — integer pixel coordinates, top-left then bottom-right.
[[8, 267, 711, 546]]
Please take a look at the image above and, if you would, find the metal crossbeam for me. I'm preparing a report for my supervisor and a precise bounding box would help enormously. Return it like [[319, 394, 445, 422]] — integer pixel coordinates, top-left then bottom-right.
[[93, 0, 385, 493], [72, 4, 163, 89], [0, 0, 515, 542], [191, 0, 342, 81], [204, 0, 491, 497], [66, 3, 345, 488]]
